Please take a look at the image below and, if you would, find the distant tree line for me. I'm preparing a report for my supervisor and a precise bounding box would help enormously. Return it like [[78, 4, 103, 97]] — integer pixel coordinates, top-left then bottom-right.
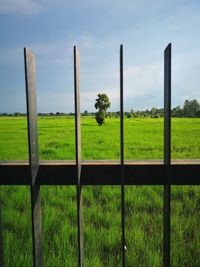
[[125, 99, 200, 118], [1, 99, 200, 118]]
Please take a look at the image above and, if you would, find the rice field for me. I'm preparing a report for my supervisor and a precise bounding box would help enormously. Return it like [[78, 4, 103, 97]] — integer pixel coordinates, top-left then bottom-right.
[[0, 116, 200, 266]]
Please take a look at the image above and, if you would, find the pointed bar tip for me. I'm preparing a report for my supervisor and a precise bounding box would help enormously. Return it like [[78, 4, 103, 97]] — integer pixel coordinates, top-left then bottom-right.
[[24, 47, 34, 58], [24, 47, 28, 55], [74, 46, 80, 57], [164, 43, 172, 53], [24, 47, 31, 52]]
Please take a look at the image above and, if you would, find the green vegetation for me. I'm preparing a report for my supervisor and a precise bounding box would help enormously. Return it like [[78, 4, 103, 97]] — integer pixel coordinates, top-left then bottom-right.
[[1, 98, 200, 119], [0, 116, 200, 266], [95, 93, 111, 126]]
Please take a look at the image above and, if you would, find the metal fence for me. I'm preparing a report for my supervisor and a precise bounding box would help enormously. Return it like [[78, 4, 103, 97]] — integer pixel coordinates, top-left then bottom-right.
[[0, 44, 200, 267]]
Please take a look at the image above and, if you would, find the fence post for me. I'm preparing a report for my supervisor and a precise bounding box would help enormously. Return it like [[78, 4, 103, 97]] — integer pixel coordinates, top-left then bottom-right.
[[0, 190, 3, 266], [24, 48, 43, 267], [74, 46, 84, 267], [163, 43, 171, 267], [120, 44, 126, 267]]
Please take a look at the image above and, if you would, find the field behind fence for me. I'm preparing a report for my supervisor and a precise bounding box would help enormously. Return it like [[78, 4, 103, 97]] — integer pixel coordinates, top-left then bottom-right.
[[1, 44, 200, 267], [0, 116, 200, 266], [1, 116, 200, 161]]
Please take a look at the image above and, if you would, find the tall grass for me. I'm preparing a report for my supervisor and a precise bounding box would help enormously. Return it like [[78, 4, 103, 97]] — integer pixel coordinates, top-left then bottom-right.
[[1, 116, 200, 160], [0, 116, 200, 266]]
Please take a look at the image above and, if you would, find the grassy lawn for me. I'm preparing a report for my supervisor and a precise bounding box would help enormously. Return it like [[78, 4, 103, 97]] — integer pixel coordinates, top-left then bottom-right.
[[1, 116, 200, 160], [0, 116, 200, 266]]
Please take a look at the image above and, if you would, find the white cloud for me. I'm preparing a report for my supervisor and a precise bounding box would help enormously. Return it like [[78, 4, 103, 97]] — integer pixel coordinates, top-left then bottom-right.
[[80, 61, 164, 111], [0, 0, 42, 15], [171, 49, 200, 106], [123, 61, 163, 97]]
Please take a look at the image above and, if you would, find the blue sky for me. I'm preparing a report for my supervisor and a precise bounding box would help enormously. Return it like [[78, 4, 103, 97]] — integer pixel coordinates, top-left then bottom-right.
[[0, 0, 200, 113]]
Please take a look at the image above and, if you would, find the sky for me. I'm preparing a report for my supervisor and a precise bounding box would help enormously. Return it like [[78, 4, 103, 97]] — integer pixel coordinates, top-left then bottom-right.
[[0, 0, 200, 113]]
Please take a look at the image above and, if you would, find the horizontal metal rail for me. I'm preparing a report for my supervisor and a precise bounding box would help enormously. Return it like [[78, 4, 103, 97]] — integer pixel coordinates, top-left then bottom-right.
[[0, 160, 200, 185]]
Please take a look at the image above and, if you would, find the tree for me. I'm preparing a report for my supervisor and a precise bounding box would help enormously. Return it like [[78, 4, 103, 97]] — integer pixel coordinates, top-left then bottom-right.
[[195, 109, 200, 118], [14, 112, 22, 116], [171, 106, 183, 117], [183, 99, 199, 117], [94, 93, 111, 125], [150, 107, 157, 117], [83, 110, 88, 116]]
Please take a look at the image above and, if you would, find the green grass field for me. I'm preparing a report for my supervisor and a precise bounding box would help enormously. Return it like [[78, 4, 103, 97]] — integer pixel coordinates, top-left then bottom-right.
[[0, 116, 200, 266]]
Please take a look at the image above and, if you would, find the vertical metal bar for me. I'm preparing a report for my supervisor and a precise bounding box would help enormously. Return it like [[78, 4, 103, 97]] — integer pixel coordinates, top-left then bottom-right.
[[24, 48, 43, 267], [120, 45, 126, 267], [74, 46, 84, 267], [0, 190, 3, 267], [163, 43, 171, 267]]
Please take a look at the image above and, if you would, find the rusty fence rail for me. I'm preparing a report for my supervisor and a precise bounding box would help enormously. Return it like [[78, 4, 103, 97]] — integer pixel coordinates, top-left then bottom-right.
[[0, 44, 200, 267]]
